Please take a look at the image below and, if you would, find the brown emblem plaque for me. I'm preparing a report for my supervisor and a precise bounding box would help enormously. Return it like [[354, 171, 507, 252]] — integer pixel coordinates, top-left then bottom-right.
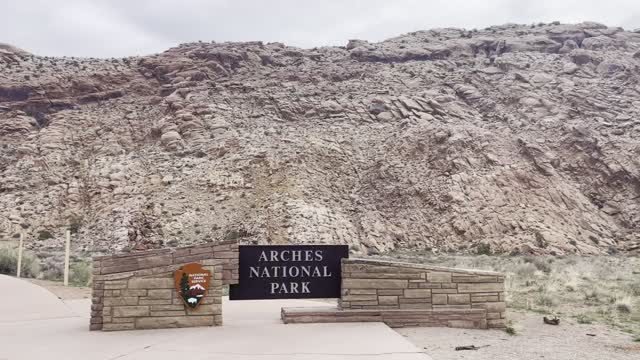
[[174, 263, 211, 308]]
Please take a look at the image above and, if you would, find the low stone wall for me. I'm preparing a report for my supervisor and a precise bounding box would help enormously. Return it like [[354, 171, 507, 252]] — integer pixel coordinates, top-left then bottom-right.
[[281, 307, 488, 328], [339, 259, 506, 329], [90, 241, 238, 331]]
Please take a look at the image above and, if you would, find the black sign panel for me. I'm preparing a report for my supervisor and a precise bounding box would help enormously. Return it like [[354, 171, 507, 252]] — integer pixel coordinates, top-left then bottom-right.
[[229, 245, 348, 300]]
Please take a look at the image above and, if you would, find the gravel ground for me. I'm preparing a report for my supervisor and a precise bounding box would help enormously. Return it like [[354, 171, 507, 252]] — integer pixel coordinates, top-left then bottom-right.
[[397, 310, 640, 360]]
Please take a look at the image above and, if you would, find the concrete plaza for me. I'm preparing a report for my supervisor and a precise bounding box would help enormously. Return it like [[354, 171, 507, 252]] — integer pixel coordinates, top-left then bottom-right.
[[0, 275, 431, 360]]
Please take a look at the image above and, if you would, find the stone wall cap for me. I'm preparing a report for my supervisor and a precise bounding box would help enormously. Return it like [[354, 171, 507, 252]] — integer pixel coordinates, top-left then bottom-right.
[[282, 306, 487, 315], [93, 240, 239, 261], [344, 258, 503, 276], [93, 248, 171, 261]]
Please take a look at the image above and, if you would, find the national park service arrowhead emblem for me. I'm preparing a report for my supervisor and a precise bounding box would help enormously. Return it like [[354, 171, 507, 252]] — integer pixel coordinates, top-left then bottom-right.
[[174, 263, 211, 309]]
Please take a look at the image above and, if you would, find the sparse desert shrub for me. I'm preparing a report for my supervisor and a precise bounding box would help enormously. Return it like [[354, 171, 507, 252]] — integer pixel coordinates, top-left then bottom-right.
[[0, 243, 40, 277], [576, 314, 593, 324], [563, 273, 580, 292], [615, 298, 633, 314], [616, 303, 632, 313], [532, 257, 552, 274], [583, 288, 606, 303], [37, 230, 54, 240], [535, 293, 555, 307], [468, 255, 494, 271], [224, 228, 252, 241], [68, 215, 84, 234], [39, 257, 64, 281], [505, 325, 516, 335], [563, 257, 578, 266], [515, 263, 537, 279], [627, 281, 640, 297], [70, 261, 92, 287], [476, 243, 491, 255]]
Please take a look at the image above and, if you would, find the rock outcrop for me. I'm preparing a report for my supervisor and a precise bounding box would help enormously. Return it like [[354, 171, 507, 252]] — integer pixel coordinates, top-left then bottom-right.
[[1, 22, 639, 257]]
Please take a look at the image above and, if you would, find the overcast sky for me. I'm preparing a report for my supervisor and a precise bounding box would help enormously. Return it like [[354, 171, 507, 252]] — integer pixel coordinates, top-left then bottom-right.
[[1, 0, 639, 58]]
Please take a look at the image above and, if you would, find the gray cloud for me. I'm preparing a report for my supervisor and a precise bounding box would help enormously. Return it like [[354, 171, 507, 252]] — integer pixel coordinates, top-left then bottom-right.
[[1, 0, 639, 57]]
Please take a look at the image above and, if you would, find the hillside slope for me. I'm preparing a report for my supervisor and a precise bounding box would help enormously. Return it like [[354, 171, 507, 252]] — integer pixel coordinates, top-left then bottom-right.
[[1, 22, 639, 257]]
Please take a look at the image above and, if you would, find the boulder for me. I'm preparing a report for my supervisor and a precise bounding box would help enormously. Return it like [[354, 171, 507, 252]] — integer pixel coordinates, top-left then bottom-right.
[[160, 130, 182, 150], [569, 49, 599, 65]]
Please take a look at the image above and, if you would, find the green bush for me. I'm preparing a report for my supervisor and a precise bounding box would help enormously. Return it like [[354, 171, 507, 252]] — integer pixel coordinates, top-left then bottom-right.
[[70, 261, 92, 287], [68, 215, 83, 234], [0, 243, 40, 278], [476, 243, 492, 255], [37, 231, 54, 240]]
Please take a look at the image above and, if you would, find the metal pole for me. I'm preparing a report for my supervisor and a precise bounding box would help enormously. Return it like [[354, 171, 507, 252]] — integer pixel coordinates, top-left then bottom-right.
[[64, 229, 71, 286]]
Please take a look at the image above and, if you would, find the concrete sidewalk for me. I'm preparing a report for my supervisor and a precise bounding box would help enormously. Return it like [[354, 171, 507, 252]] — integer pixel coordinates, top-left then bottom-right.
[[0, 274, 77, 322], [0, 275, 431, 360]]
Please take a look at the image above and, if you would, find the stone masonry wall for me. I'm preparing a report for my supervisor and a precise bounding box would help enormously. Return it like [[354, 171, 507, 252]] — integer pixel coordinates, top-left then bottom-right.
[[96, 260, 223, 331], [90, 241, 238, 331], [339, 259, 506, 329]]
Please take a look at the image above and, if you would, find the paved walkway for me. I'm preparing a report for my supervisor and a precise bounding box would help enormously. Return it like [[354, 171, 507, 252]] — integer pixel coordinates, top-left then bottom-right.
[[0, 275, 430, 360]]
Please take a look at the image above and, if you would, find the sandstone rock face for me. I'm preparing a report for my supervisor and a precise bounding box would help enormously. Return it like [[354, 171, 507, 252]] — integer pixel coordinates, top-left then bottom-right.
[[1, 22, 639, 257]]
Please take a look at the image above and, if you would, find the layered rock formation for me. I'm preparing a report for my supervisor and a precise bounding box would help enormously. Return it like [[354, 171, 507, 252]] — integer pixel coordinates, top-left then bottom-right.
[[1, 22, 639, 257]]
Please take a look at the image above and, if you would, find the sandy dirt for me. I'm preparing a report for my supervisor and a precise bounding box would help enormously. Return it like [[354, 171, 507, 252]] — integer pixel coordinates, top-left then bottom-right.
[[397, 310, 640, 360], [26, 279, 91, 300]]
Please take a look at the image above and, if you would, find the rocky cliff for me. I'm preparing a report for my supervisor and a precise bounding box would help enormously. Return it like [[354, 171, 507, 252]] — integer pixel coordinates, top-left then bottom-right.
[[1, 22, 639, 258]]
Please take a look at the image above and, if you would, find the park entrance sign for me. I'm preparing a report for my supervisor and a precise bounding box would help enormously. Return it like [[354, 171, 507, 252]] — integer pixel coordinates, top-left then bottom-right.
[[229, 245, 349, 300], [91, 241, 506, 331]]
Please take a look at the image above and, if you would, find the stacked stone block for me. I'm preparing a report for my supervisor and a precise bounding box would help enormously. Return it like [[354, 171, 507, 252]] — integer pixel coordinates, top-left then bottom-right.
[[90, 241, 238, 331], [338, 259, 506, 329]]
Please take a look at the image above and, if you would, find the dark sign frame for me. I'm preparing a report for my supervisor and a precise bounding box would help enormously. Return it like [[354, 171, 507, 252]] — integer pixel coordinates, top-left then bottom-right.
[[229, 245, 348, 300]]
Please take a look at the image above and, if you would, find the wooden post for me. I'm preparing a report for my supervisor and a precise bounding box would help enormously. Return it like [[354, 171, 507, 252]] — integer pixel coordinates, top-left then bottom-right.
[[64, 229, 71, 286], [16, 230, 24, 278]]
